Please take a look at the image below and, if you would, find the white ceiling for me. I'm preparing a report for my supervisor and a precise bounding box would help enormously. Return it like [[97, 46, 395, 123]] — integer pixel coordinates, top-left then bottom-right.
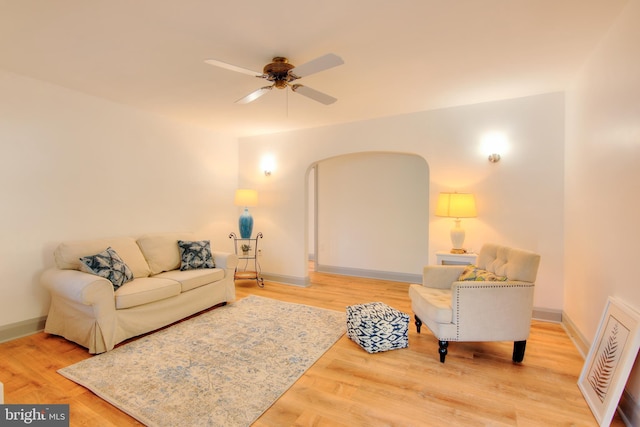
[[0, 0, 629, 137]]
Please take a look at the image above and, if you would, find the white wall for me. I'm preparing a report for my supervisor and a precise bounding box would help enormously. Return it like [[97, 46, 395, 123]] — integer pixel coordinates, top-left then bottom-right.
[[238, 92, 565, 310], [316, 152, 429, 277], [565, 0, 640, 421], [0, 70, 238, 329]]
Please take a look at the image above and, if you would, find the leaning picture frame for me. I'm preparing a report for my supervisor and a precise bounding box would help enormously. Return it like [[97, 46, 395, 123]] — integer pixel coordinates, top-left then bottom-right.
[[578, 296, 640, 426]]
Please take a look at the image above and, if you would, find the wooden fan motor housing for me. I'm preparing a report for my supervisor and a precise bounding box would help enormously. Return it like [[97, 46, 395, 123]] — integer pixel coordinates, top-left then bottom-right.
[[263, 57, 295, 88]]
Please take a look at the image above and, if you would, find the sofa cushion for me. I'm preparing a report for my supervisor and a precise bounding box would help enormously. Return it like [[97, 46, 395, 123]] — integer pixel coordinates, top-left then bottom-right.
[[114, 277, 181, 309], [458, 265, 507, 282], [54, 237, 151, 278], [79, 247, 134, 289], [408, 284, 452, 323], [178, 240, 215, 270], [137, 232, 195, 275], [154, 268, 225, 292]]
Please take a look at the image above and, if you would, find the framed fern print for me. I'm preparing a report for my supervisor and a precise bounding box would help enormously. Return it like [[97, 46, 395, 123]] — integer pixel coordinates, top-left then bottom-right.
[[578, 297, 640, 426]]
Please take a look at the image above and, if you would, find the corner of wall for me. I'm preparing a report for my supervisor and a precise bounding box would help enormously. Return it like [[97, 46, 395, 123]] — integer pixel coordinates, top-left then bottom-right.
[[561, 311, 590, 358]]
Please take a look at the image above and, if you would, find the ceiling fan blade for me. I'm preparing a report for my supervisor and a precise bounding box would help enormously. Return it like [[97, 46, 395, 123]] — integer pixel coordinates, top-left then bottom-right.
[[290, 84, 337, 105], [235, 86, 272, 104], [289, 53, 344, 79], [204, 59, 263, 77]]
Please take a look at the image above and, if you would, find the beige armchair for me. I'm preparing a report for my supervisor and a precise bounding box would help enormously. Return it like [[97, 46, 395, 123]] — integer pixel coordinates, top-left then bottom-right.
[[409, 244, 541, 363]]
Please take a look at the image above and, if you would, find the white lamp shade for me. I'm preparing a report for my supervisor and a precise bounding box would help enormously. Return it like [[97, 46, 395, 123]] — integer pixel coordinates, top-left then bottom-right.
[[436, 192, 476, 253], [234, 189, 258, 207], [435, 192, 477, 218]]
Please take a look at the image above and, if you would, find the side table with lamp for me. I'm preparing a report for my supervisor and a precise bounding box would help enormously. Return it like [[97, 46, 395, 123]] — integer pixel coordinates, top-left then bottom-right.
[[231, 189, 264, 287], [435, 251, 477, 266], [435, 191, 478, 264]]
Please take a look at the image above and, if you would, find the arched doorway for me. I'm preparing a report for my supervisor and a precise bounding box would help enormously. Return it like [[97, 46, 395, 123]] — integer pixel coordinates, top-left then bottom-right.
[[308, 152, 429, 282]]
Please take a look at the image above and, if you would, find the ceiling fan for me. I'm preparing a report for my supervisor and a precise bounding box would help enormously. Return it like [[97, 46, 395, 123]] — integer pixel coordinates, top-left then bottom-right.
[[204, 53, 344, 105]]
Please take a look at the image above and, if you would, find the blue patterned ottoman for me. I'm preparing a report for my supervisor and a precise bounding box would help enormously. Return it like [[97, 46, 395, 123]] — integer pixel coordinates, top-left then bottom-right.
[[346, 302, 409, 353]]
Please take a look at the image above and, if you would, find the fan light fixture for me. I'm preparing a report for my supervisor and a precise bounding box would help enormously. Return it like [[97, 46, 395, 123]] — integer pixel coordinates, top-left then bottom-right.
[[205, 53, 344, 105]]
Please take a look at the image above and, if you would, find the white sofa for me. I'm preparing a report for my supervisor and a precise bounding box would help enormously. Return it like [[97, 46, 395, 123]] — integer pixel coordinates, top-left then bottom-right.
[[41, 232, 238, 354]]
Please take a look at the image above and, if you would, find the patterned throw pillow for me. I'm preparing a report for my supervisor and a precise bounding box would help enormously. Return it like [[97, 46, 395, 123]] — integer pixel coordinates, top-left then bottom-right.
[[178, 240, 215, 271], [79, 246, 134, 289], [458, 265, 508, 282]]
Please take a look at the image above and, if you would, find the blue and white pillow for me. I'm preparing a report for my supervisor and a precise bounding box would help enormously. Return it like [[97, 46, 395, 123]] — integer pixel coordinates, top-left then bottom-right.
[[178, 240, 215, 271], [79, 246, 134, 289]]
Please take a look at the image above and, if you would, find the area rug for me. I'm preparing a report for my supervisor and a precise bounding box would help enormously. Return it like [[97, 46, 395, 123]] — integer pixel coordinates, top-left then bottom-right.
[[58, 295, 346, 426]]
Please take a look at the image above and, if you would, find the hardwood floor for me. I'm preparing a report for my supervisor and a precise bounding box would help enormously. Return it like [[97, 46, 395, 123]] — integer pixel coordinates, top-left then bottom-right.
[[0, 270, 625, 426]]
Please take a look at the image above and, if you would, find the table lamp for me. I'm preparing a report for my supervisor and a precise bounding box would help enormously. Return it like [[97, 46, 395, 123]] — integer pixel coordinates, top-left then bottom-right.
[[234, 189, 258, 238], [435, 192, 477, 254]]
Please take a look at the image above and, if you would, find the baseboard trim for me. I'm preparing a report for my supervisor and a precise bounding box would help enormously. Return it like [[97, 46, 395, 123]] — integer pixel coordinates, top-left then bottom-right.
[[0, 316, 47, 343], [532, 308, 562, 323], [315, 264, 422, 284], [260, 273, 311, 287], [619, 388, 639, 427], [561, 311, 590, 358]]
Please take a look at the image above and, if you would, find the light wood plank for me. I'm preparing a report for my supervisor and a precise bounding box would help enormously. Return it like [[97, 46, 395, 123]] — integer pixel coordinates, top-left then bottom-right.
[[0, 270, 624, 426]]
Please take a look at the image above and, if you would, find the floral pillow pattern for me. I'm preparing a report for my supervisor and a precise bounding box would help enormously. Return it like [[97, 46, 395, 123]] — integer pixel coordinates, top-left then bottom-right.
[[79, 246, 134, 289], [458, 265, 507, 282], [178, 240, 215, 271]]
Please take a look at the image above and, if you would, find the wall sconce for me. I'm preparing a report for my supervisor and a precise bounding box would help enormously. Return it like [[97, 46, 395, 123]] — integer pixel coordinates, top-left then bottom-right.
[[480, 131, 508, 163], [261, 154, 276, 176]]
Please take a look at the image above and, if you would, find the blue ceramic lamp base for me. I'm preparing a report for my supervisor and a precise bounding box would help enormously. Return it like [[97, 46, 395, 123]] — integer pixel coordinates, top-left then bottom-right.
[[239, 208, 253, 239]]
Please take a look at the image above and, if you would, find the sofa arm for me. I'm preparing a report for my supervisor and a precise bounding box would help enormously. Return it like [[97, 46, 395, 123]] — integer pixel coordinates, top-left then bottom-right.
[[212, 251, 238, 271], [41, 268, 115, 306], [422, 265, 467, 289], [42, 268, 119, 353], [451, 281, 535, 341]]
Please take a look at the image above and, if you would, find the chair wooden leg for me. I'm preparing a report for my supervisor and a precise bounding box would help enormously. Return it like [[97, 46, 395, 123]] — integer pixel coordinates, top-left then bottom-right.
[[513, 340, 527, 363], [414, 315, 422, 333], [438, 340, 448, 363]]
